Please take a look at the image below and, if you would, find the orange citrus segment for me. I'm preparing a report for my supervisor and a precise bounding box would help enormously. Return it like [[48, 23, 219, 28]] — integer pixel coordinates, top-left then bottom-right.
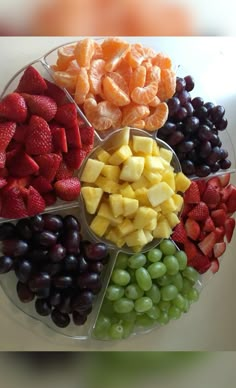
[[94, 101, 122, 131], [88, 59, 106, 95], [146, 65, 161, 85], [66, 59, 80, 74], [157, 69, 176, 101], [143, 47, 156, 59], [131, 82, 158, 105], [102, 76, 130, 107], [115, 59, 133, 85], [122, 103, 150, 126], [107, 72, 129, 96], [152, 53, 172, 70], [131, 119, 145, 129], [145, 102, 168, 131], [101, 38, 130, 72], [125, 43, 145, 68], [92, 41, 103, 60], [53, 71, 77, 92], [149, 96, 161, 108], [74, 68, 90, 105], [74, 38, 95, 69], [129, 66, 146, 92]]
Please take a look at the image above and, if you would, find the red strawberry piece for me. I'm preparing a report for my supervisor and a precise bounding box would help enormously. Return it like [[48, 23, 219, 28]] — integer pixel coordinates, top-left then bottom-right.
[[0, 177, 7, 189], [188, 202, 209, 221], [202, 185, 220, 207], [0, 93, 27, 123], [82, 143, 94, 154], [34, 153, 62, 182], [8, 152, 39, 177], [184, 238, 198, 260], [26, 186, 45, 216], [54, 103, 77, 127], [45, 80, 67, 106], [6, 144, 22, 166], [0, 168, 8, 178], [0, 152, 6, 168], [184, 181, 200, 204], [188, 253, 211, 274], [64, 148, 87, 169], [180, 203, 194, 219], [196, 179, 207, 196], [23, 94, 57, 122], [16, 66, 47, 95], [26, 115, 52, 155], [80, 125, 94, 146], [1, 187, 28, 219], [43, 191, 57, 207], [226, 186, 236, 213], [13, 124, 28, 144], [56, 160, 74, 180], [54, 177, 81, 201], [218, 173, 230, 188], [185, 218, 200, 240], [213, 242, 226, 258], [210, 259, 220, 274], [221, 184, 234, 202], [215, 226, 225, 243], [51, 127, 68, 153], [211, 209, 227, 227], [203, 216, 215, 233], [217, 203, 228, 212], [198, 231, 216, 256], [207, 176, 221, 191], [199, 231, 207, 241], [0, 122, 16, 152], [171, 221, 187, 244], [225, 217, 235, 243], [31, 176, 52, 194], [66, 122, 82, 148]]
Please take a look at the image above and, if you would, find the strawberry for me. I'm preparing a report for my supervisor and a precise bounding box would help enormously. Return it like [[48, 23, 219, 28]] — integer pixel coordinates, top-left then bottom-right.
[[64, 148, 87, 169], [8, 152, 39, 177], [0, 152, 6, 169], [26, 186, 45, 216], [6, 144, 22, 166], [43, 191, 57, 206], [184, 181, 200, 204], [0, 168, 8, 178], [196, 179, 207, 196], [34, 153, 62, 182], [207, 176, 221, 191], [203, 217, 215, 233], [45, 80, 67, 106], [198, 231, 216, 256], [221, 184, 234, 202], [184, 238, 198, 260], [26, 115, 52, 155], [181, 203, 194, 219], [188, 202, 209, 221], [66, 122, 82, 148], [210, 259, 220, 274], [0, 177, 7, 189], [16, 66, 47, 95], [218, 173, 230, 187], [13, 124, 28, 144], [185, 218, 200, 240], [0, 122, 16, 152], [188, 253, 211, 274], [215, 226, 225, 242], [54, 103, 77, 127], [31, 176, 52, 194], [211, 209, 227, 227], [225, 218, 235, 243], [0, 93, 27, 123], [213, 242, 226, 258], [54, 177, 81, 201], [1, 187, 28, 219], [171, 221, 187, 244], [51, 127, 68, 153], [80, 125, 94, 146], [23, 94, 57, 122], [226, 186, 236, 213], [218, 203, 228, 213], [56, 161, 74, 180], [202, 185, 220, 207]]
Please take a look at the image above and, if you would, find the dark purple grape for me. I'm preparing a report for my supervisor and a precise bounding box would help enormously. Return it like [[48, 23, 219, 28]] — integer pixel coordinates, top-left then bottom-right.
[[176, 141, 194, 153], [220, 159, 231, 169], [88, 261, 104, 274], [78, 255, 89, 273], [41, 262, 62, 276], [211, 162, 220, 173], [53, 275, 73, 289], [0, 223, 16, 241], [176, 77, 186, 93], [72, 311, 88, 326], [199, 141, 212, 158], [0, 256, 13, 274], [35, 287, 51, 299], [215, 117, 228, 131], [58, 296, 72, 314], [198, 124, 212, 141], [183, 102, 194, 117], [84, 243, 108, 261], [195, 165, 211, 177], [184, 75, 194, 91], [43, 215, 63, 232], [191, 137, 201, 148], [30, 215, 44, 232], [29, 273, 51, 292], [72, 290, 94, 312], [39, 231, 57, 248], [204, 102, 215, 112], [206, 147, 221, 165], [210, 134, 220, 146], [16, 219, 32, 240], [17, 281, 34, 303], [49, 290, 62, 306], [51, 309, 70, 328], [29, 249, 48, 263], [167, 97, 181, 116], [176, 152, 186, 161], [177, 90, 191, 105], [184, 116, 199, 133], [219, 149, 228, 160], [187, 149, 198, 163], [64, 255, 79, 272], [210, 105, 225, 123], [160, 121, 176, 136], [202, 118, 213, 129], [102, 255, 110, 265], [77, 272, 101, 291], [49, 244, 66, 263], [175, 107, 188, 121], [91, 283, 102, 295], [15, 260, 32, 283], [191, 97, 204, 110], [64, 230, 80, 255], [2, 239, 29, 258], [181, 160, 195, 176], [35, 298, 51, 316], [63, 215, 80, 231], [167, 131, 184, 146], [195, 106, 208, 119]]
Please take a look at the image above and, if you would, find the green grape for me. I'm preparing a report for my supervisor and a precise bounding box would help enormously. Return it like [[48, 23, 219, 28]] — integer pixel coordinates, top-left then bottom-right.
[[163, 255, 179, 275], [117, 310, 137, 323], [128, 253, 146, 269], [182, 278, 194, 295], [170, 272, 183, 291], [109, 323, 124, 340], [168, 305, 181, 320], [175, 250, 187, 270], [134, 297, 153, 313], [158, 300, 171, 312], [183, 299, 190, 313], [161, 284, 178, 301], [146, 305, 161, 320], [135, 267, 152, 291], [122, 320, 135, 338], [147, 248, 162, 263], [147, 262, 166, 279], [145, 284, 161, 304], [115, 252, 129, 269], [113, 298, 134, 314], [127, 268, 136, 283], [187, 288, 199, 303], [100, 299, 115, 317], [135, 314, 155, 328], [159, 239, 176, 256], [157, 311, 169, 325], [106, 285, 125, 301], [182, 266, 199, 283], [111, 269, 131, 286], [173, 294, 186, 311], [156, 274, 172, 286], [125, 284, 144, 300], [94, 314, 111, 338]]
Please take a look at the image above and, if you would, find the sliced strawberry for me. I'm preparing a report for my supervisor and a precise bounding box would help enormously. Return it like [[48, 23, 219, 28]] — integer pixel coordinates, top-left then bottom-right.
[[218, 173, 230, 187], [207, 176, 221, 191], [31, 176, 52, 194], [210, 259, 220, 274], [34, 153, 62, 182], [1, 187, 28, 219], [0, 122, 16, 152], [226, 186, 236, 213], [203, 216, 215, 233], [221, 184, 234, 203], [43, 191, 57, 207], [6, 144, 22, 166], [225, 217, 235, 243], [198, 231, 216, 256], [171, 221, 187, 244], [80, 125, 94, 146], [196, 179, 207, 196], [45, 80, 67, 106], [8, 152, 39, 177], [180, 203, 194, 219], [0, 93, 27, 123], [13, 124, 28, 144], [54, 177, 81, 201], [26, 186, 45, 216], [56, 161, 74, 180], [26, 115, 52, 155], [51, 127, 68, 153], [0, 167, 8, 178], [0, 152, 6, 168], [185, 218, 200, 240], [16, 66, 47, 95], [199, 231, 207, 241], [184, 238, 198, 260], [211, 209, 227, 227], [215, 226, 225, 243], [184, 181, 200, 204], [188, 202, 209, 221], [188, 253, 211, 274], [66, 122, 82, 148], [213, 242, 226, 258], [202, 185, 220, 207], [64, 148, 87, 169], [54, 103, 77, 127], [0, 177, 7, 189], [217, 203, 228, 213], [82, 143, 94, 155], [23, 94, 57, 122]]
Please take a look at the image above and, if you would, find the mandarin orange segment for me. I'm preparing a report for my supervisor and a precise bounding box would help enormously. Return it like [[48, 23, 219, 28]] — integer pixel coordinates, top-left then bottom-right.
[[74, 38, 95, 69], [152, 53, 172, 70], [131, 82, 158, 105], [146, 65, 161, 85], [125, 43, 145, 68], [143, 47, 156, 59], [149, 96, 161, 108], [92, 41, 103, 60], [122, 103, 150, 126], [53, 71, 77, 92], [157, 69, 176, 101], [88, 59, 106, 95], [66, 59, 80, 74], [115, 59, 133, 85], [57, 43, 76, 67], [74, 68, 90, 105], [131, 119, 145, 129], [101, 38, 130, 72], [102, 76, 130, 107], [129, 66, 146, 92], [94, 101, 122, 131], [145, 102, 168, 131], [107, 72, 129, 96]]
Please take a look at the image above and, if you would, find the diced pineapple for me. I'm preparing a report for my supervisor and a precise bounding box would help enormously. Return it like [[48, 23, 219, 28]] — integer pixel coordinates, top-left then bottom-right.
[[153, 218, 172, 239], [134, 187, 151, 206], [101, 165, 120, 181], [131, 175, 150, 190], [143, 230, 154, 244], [145, 156, 164, 171], [120, 156, 145, 182], [81, 159, 104, 183], [166, 213, 180, 228], [160, 198, 177, 215], [159, 157, 171, 169], [90, 215, 109, 237], [117, 218, 135, 236], [105, 227, 125, 248], [143, 169, 162, 185], [152, 140, 160, 156], [159, 148, 173, 163], [109, 145, 132, 165], [98, 203, 123, 225], [132, 135, 153, 155], [144, 217, 157, 231], [147, 182, 174, 207], [162, 171, 175, 191], [119, 183, 136, 199], [123, 198, 139, 217], [125, 229, 147, 247], [111, 126, 130, 147], [175, 172, 191, 193], [132, 246, 143, 253], [133, 206, 157, 229], [96, 148, 111, 163], [81, 187, 103, 214], [109, 194, 124, 217], [172, 193, 184, 212], [95, 176, 120, 194]]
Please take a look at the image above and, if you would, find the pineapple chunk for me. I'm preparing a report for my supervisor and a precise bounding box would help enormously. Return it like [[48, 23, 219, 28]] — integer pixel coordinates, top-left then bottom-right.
[[159, 148, 173, 163], [135, 187, 150, 206], [101, 165, 120, 181], [172, 193, 184, 212], [111, 126, 130, 147], [123, 198, 139, 217], [109, 194, 124, 217], [96, 148, 111, 163], [143, 169, 162, 185], [90, 215, 109, 237], [160, 198, 177, 215], [132, 246, 143, 253], [152, 140, 160, 156], [105, 227, 125, 248], [145, 156, 164, 171], [81, 159, 104, 183], [109, 145, 132, 165], [133, 206, 157, 229], [131, 176, 150, 190], [166, 213, 180, 228], [153, 218, 172, 239], [162, 171, 175, 191], [144, 217, 157, 231], [147, 182, 174, 207], [81, 187, 103, 214], [95, 176, 119, 194], [117, 218, 135, 236], [98, 203, 123, 225], [120, 183, 136, 199], [132, 135, 153, 155], [143, 230, 154, 244], [175, 172, 191, 193], [125, 229, 147, 247], [120, 156, 145, 182]]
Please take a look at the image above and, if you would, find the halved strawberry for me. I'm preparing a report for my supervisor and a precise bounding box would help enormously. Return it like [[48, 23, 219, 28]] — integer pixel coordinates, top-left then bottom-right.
[[0, 152, 6, 169], [54, 177, 81, 201], [207, 176, 221, 191], [210, 259, 220, 274], [221, 184, 234, 202], [34, 153, 62, 182], [187, 202, 209, 221], [196, 179, 207, 196], [51, 127, 68, 153], [0, 93, 27, 123], [56, 161, 74, 180], [211, 209, 227, 227], [43, 191, 57, 207], [185, 218, 200, 240], [226, 186, 236, 213], [64, 148, 87, 169], [31, 176, 52, 194], [26, 115, 52, 155], [45, 80, 67, 106], [6, 144, 22, 166], [54, 103, 77, 127], [0, 177, 7, 189], [183, 181, 200, 204], [215, 226, 225, 243], [198, 231, 216, 256], [181, 203, 194, 219], [82, 143, 94, 155], [16, 66, 47, 95], [225, 217, 235, 243], [66, 122, 82, 148], [217, 203, 228, 213], [188, 253, 211, 274], [1, 187, 28, 219], [8, 152, 39, 177], [203, 217, 215, 233], [202, 185, 220, 207], [26, 186, 45, 216], [80, 125, 95, 146], [13, 124, 28, 144], [218, 173, 230, 187], [171, 221, 187, 244], [23, 94, 57, 122], [213, 242, 226, 258], [184, 238, 199, 260], [0, 122, 16, 152], [0, 167, 8, 178]]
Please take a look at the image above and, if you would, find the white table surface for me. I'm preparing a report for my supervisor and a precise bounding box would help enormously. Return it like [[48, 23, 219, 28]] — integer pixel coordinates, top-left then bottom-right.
[[0, 37, 235, 351]]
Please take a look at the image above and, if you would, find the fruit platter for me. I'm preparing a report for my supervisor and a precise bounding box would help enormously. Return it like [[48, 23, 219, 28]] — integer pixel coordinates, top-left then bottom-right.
[[0, 37, 235, 342]]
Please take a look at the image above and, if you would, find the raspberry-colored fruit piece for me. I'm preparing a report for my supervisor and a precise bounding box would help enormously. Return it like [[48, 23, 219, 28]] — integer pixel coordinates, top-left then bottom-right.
[[203, 217, 215, 233], [225, 217, 235, 243], [171, 221, 187, 244], [226, 186, 236, 213], [0, 93, 27, 123], [16, 66, 47, 95], [55, 103, 78, 127], [0, 152, 6, 168], [215, 226, 225, 243], [13, 124, 28, 144], [188, 253, 211, 274], [43, 191, 57, 206], [210, 259, 220, 274], [82, 144, 94, 155], [198, 231, 216, 256], [26, 186, 45, 216], [64, 148, 87, 169], [202, 185, 220, 207], [218, 173, 230, 188], [213, 242, 226, 258], [188, 202, 209, 221], [196, 179, 207, 196], [0, 122, 16, 152], [26, 115, 52, 155], [185, 218, 200, 240], [56, 161, 74, 180], [211, 209, 227, 227], [66, 122, 82, 148], [0, 177, 7, 189], [8, 152, 39, 177], [34, 153, 62, 182], [184, 238, 199, 260], [80, 125, 95, 146], [51, 127, 68, 153], [54, 177, 81, 201], [23, 94, 57, 122], [31, 176, 53, 194], [184, 181, 200, 204], [207, 176, 221, 191], [45, 80, 67, 106], [1, 187, 28, 219]]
